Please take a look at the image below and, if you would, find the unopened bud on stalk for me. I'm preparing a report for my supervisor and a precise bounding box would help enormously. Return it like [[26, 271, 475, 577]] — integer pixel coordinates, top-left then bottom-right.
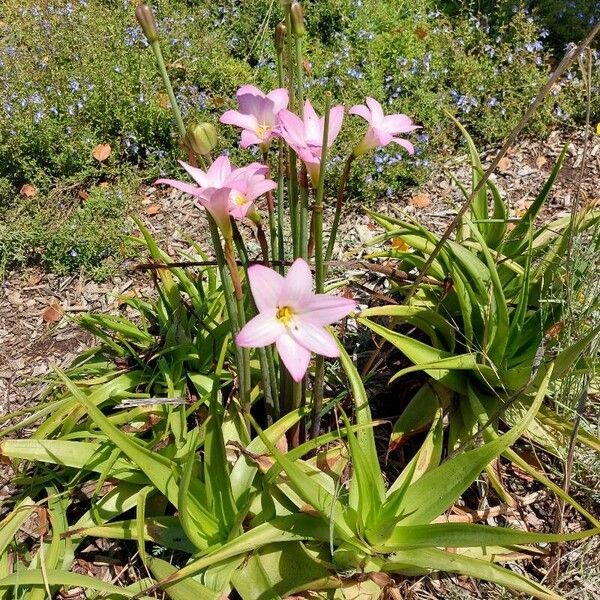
[[135, 4, 159, 43], [186, 123, 218, 156], [275, 22, 286, 53], [290, 2, 306, 37]]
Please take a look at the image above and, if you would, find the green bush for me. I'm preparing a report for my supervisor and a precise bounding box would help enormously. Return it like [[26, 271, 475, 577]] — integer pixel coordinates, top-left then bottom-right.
[[0, 0, 593, 277]]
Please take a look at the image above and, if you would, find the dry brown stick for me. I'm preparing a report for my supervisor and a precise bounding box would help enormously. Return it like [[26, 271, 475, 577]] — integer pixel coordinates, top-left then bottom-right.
[[402, 20, 600, 305]]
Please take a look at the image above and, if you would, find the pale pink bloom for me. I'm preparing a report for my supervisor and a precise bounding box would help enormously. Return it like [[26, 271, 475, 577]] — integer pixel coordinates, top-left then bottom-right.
[[277, 99, 344, 188], [155, 155, 276, 224], [220, 85, 289, 149], [349, 97, 419, 156], [236, 258, 355, 382]]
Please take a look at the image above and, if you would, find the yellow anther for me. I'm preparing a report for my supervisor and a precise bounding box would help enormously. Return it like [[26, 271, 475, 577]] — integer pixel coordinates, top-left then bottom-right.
[[276, 305, 294, 325]]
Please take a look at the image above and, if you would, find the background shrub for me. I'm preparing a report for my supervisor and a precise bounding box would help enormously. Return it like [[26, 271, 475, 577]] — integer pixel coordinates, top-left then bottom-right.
[[0, 0, 596, 277]]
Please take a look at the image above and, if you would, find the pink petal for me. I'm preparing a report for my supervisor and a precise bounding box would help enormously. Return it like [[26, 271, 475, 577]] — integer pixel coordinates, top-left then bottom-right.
[[177, 160, 209, 188], [383, 114, 417, 133], [276, 332, 311, 382], [299, 294, 356, 326], [303, 99, 322, 144], [220, 110, 259, 133], [349, 104, 372, 122], [247, 264, 284, 311], [266, 88, 289, 114], [203, 187, 232, 236], [327, 106, 345, 147], [236, 309, 284, 348], [228, 202, 252, 221], [240, 130, 263, 148], [238, 91, 270, 117], [208, 155, 233, 186], [236, 84, 265, 99], [391, 137, 415, 155], [366, 97, 385, 127], [278, 110, 307, 147], [290, 320, 340, 358], [244, 179, 277, 202], [280, 258, 313, 307], [155, 178, 201, 197], [371, 127, 394, 147]]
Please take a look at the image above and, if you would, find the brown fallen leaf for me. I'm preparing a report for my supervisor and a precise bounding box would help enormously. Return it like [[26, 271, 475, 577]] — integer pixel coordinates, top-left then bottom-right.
[[414, 26, 428, 39], [157, 92, 171, 109], [42, 303, 63, 323], [410, 193, 431, 208], [92, 143, 112, 162], [498, 157, 512, 172], [145, 203, 161, 216], [78, 190, 90, 201], [20, 184, 38, 198], [535, 155, 547, 169]]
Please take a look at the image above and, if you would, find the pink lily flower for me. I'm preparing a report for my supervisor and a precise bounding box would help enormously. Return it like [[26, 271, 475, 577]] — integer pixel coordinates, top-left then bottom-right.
[[349, 97, 419, 156], [277, 99, 344, 188], [236, 258, 356, 382], [155, 155, 276, 225], [220, 85, 289, 149]]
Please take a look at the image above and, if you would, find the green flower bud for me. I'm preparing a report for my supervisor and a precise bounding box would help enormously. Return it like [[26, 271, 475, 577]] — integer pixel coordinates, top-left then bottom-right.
[[186, 123, 218, 156], [135, 4, 159, 44], [274, 22, 286, 54], [290, 2, 306, 37]]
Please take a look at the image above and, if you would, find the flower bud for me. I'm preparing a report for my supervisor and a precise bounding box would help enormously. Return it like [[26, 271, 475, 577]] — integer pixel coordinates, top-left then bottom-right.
[[135, 4, 159, 43], [274, 22, 286, 54], [290, 2, 306, 37], [186, 123, 218, 156]]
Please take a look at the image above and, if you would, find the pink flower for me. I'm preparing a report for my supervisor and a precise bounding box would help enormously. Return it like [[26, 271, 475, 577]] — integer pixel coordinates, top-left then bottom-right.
[[220, 85, 289, 149], [349, 97, 419, 156], [235, 259, 356, 382], [277, 99, 344, 188], [155, 155, 276, 226]]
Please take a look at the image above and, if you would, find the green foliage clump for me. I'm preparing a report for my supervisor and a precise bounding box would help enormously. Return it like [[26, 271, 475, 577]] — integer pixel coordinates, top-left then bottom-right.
[[0, 184, 137, 280]]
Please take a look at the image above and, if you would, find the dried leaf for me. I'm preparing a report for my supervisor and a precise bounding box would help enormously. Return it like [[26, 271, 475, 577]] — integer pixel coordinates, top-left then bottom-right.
[[78, 190, 90, 201], [145, 204, 161, 216], [42, 303, 62, 323], [535, 155, 547, 169], [20, 184, 38, 198], [498, 157, 512, 172], [391, 237, 410, 252], [410, 193, 431, 209], [157, 92, 171, 109], [92, 143, 112, 162], [414, 26, 428, 39]]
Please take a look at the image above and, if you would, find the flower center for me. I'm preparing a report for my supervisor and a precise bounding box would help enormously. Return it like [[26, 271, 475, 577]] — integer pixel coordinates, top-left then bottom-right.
[[230, 190, 248, 206], [257, 123, 271, 138], [276, 305, 295, 326]]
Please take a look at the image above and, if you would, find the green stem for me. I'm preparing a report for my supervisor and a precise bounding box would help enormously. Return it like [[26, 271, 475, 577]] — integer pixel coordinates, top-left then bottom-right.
[[149, 40, 186, 141], [325, 154, 355, 265], [276, 142, 286, 272], [298, 167, 309, 259], [310, 93, 332, 440], [262, 149, 277, 265]]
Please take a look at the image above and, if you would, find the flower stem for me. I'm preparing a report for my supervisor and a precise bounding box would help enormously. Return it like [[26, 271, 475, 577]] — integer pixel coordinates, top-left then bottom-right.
[[262, 149, 277, 265], [325, 154, 355, 265], [149, 40, 186, 141], [310, 92, 332, 440], [298, 167, 309, 259]]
